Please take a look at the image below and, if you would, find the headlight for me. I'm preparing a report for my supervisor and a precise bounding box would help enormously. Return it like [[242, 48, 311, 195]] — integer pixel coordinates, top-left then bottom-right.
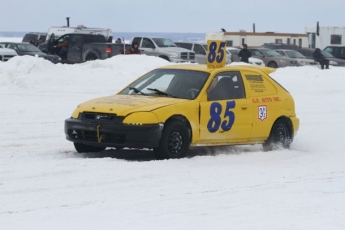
[[290, 61, 298, 64], [168, 52, 179, 58], [330, 61, 338, 65], [299, 61, 308, 65], [123, 112, 159, 124]]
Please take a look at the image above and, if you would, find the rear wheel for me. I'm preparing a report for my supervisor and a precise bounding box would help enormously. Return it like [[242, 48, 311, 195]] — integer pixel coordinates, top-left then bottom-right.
[[85, 53, 98, 61], [267, 61, 278, 68], [154, 120, 190, 159], [74, 142, 106, 153], [263, 119, 291, 151]]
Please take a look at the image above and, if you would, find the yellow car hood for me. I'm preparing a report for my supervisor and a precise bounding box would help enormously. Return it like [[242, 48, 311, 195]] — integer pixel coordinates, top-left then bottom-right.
[[77, 94, 186, 116]]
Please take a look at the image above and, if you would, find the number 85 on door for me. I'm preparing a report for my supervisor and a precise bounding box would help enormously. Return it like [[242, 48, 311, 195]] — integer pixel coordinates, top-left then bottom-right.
[[206, 40, 226, 69]]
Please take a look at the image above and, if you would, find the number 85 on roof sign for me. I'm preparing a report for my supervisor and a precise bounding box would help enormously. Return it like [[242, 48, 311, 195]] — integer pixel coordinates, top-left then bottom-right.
[[207, 40, 227, 69]]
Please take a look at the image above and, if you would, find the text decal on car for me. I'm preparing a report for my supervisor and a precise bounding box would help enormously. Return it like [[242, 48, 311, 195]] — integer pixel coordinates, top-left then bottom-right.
[[207, 40, 226, 69], [207, 101, 236, 133]]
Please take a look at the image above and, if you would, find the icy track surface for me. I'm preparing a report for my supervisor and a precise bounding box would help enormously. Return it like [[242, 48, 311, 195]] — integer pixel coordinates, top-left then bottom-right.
[[1, 55, 345, 230]]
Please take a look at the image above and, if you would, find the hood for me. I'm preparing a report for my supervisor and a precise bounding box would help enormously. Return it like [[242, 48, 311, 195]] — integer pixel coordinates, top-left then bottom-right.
[[77, 94, 187, 116], [159, 47, 193, 53], [0, 48, 18, 55]]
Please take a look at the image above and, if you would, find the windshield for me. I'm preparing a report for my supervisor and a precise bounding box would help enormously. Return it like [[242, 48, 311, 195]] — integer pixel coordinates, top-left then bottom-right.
[[321, 50, 334, 58], [227, 49, 239, 55], [17, 44, 41, 52], [152, 38, 177, 48], [119, 69, 209, 99], [285, 50, 305, 58], [261, 49, 283, 57]]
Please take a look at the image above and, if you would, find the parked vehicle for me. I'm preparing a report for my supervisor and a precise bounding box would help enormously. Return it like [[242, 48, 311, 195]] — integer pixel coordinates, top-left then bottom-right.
[[40, 33, 130, 64], [324, 46, 345, 60], [248, 48, 301, 68], [45, 25, 113, 43], [297, 48, 345, 67], [22, 32, 47, 47], [0, 46, 18, 62], [0, 42, 60, 63], [260, 43, 300, 50], [274, 49, 318, 66], [131, 36, 195, 62], [226, 47, 265, 66], [65, 64, 299, 159], [175, 42, 231, 64]]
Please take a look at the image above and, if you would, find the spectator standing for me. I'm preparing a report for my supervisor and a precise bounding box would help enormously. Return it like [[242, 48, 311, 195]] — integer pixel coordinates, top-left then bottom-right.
[[115, 38, 122, 44], [54, 37, 69, 58], [238, 44, 251, 63], [313, 48, 329, 69], [126, 42, 141, 54]]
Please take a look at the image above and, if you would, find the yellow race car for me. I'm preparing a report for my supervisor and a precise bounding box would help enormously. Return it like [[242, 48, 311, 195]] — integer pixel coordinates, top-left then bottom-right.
[[65, 64, 299, 159]]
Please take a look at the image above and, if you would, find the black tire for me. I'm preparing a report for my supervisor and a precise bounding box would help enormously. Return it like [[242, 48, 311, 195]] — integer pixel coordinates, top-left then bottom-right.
[[159, 56, 170, 61], [85, 53, 98, 61], [267, 61, 278, 68], [263, 119, 291, 151], [74, 142, 106, 153], [154, 120, 190, 159]]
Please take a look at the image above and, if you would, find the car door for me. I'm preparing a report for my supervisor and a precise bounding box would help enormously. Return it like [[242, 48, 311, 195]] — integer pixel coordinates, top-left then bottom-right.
[[199, 71, 253, 143], [139, 37, 156, 56], [193, 44, 207, 64], [67, 34, 83, 63]]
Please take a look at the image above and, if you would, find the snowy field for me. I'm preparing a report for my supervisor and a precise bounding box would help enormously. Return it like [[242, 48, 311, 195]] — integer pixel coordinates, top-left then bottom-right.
[[1, 42, 345, 230]]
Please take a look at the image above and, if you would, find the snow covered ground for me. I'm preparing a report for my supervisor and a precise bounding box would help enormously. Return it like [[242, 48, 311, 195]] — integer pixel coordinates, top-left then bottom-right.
[[1, 48, 345, 230]]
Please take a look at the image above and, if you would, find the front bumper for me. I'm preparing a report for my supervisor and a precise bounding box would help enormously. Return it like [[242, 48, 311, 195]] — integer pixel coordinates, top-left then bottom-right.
[[65, 118, 163, 148]]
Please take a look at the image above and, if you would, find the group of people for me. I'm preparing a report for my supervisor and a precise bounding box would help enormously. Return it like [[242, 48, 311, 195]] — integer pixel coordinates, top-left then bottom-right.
[[116, 38, 141, 54]]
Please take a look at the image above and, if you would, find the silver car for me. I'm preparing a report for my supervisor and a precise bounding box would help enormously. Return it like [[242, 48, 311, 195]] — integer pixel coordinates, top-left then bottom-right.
[[248, 48, 301, 68], [275, 49, 318, 66], [175, 42, 231, 64]]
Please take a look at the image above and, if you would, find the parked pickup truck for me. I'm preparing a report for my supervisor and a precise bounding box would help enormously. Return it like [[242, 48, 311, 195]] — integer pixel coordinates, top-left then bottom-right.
[[131, 36, 195, 62], [39, 33, 130, 63]]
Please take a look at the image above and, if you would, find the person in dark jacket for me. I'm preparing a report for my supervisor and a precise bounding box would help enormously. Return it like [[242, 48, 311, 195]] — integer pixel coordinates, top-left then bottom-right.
[[313, 48, 329, 69], [126, 42, 141, 54], [238, 44, 251, 63]]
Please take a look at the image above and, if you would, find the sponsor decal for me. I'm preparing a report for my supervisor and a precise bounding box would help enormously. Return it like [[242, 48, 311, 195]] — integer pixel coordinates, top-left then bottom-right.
[[258, 105, 267, 121]]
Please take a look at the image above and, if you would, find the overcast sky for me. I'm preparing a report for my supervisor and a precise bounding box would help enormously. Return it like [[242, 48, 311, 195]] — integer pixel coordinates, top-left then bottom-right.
[[1, 0, 344, 34]]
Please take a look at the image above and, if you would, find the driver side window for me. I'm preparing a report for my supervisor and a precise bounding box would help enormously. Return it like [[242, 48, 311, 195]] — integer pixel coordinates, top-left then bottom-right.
[[207, 71, 245, 101], [142, 38, 154, 48]]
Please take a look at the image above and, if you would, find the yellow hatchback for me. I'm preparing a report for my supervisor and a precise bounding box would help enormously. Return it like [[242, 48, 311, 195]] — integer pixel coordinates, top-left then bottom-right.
[[65, 64, 299, 159]]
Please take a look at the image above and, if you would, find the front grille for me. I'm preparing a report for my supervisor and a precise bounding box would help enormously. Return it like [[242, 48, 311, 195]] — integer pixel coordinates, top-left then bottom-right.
[[80, 112, 124, 124], [0, 55, 16, 62], [181, 52, 195, 60], [68, 129, 126, 144]]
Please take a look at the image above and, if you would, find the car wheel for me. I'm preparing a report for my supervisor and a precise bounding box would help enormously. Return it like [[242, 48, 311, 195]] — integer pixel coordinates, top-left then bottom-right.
[[263, 119, 291, 151], [154, 120, 190, 159], [267, 61, 278, 68], [85, 53, 98, 61], [159, 56, 170, 61], [74, 142, 106, 153]]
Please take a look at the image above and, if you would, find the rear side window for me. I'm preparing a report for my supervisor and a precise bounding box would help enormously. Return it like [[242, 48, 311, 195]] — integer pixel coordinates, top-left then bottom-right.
[[176, 43, 192, 50], [22, 34, 37, 42], [132, 37, 142, 46]]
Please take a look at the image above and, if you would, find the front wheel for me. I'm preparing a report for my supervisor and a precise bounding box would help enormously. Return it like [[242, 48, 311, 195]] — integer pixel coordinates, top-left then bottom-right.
[[267, 61, 278, 68], [74, 142, 106, 153], [154, 120, 190, 159], [263, 119, 291, 151]]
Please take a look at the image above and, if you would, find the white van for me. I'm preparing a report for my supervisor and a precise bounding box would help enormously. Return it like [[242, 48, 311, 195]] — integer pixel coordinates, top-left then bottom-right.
[[45, 25, 113, 42]]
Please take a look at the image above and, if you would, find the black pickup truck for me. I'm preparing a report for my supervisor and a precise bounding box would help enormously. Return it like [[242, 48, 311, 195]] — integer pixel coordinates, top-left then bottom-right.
[[38, 33, 131, 63]]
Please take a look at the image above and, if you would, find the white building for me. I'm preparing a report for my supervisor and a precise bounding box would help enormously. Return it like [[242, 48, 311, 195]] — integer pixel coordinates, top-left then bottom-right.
[[205, 31, 309, 48], [305, 26, 345, 49]]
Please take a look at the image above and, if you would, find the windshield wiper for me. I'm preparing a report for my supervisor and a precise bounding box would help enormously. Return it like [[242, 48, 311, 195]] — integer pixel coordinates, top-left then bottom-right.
[[129, 87, 147, 95], [147, 88, 177, 98]]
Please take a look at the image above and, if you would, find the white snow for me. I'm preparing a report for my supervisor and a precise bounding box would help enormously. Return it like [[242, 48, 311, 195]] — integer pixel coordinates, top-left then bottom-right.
[[1, 45, 345, 230]]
